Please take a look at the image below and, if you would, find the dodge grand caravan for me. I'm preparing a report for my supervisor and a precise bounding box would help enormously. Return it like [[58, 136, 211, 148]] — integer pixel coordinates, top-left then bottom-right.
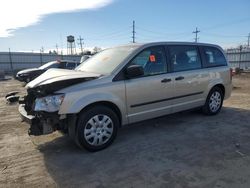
[[19, 42, 232, 151]]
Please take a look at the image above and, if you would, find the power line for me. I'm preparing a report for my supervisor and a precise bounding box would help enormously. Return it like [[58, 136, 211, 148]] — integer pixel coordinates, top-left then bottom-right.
[[201, 32, 246, 38], [202, 17, 250, 31], [136, 25, 201, 42], [193, 27, 200, 43], [85, 27, 130, 41], [86, 27, 131, 39], [136, 26, 188, 36], [86, 36, 129, 42], [87, 31, 130, 40]]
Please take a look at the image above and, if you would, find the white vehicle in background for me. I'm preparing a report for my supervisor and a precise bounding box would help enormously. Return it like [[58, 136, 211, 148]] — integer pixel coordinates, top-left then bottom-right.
[[80, 55, 92, 64], [16, 60, 80, 83]]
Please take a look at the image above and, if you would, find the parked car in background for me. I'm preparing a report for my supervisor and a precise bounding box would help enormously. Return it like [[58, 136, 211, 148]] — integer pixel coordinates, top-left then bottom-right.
[[80, 55, 92, 64], [19, 42, 232, 151], [16, 60, 80, 83]]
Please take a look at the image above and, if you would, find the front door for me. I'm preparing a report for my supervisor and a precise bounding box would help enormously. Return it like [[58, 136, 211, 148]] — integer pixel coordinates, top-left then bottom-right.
[[125, 46, 174, 123]]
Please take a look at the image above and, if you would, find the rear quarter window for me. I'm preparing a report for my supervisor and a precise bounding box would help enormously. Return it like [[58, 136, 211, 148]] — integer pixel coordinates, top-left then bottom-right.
[[203, 46, 227, 67]]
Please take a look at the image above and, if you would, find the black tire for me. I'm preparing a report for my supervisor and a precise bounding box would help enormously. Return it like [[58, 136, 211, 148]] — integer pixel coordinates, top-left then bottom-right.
[[75, 105, 119, 152], [202, 87, 224, 115]]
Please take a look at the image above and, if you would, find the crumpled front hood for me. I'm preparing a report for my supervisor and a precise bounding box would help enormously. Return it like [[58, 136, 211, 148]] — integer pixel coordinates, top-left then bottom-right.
[[26, 68, 101, 92]]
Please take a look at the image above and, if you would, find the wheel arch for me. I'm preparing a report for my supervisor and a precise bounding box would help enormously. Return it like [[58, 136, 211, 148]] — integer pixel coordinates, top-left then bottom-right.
[[211, 84, 225, 97], [202, 83, 225, 115], [78, 101, 123, 126], [207, 80, 225, 98]]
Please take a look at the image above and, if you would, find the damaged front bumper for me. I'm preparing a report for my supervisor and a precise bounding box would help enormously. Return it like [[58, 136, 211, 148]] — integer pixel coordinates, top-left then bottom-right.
[[18, 75, 93, 136], [19, 104, 35, 124], [19, 104, 62, 136]]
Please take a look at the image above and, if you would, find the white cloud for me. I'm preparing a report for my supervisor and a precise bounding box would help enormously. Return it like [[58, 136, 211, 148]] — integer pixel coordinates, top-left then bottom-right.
[[0, 0, 113, 37]]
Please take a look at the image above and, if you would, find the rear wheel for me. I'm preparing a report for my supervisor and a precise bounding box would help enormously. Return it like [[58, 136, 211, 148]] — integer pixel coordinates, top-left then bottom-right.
[[75, 105, 119, 152], [202, 87, 224, 115]]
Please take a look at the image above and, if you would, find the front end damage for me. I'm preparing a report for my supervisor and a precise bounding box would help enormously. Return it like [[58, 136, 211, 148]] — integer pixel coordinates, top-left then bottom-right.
[[19, 85, 68, 135], [19, 77, 97, 136], [19, 103, 63, 135]]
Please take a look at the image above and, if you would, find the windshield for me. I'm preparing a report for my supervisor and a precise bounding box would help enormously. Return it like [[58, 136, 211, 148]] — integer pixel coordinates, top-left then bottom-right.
[[39, 61, 59, 70], [76, 46, 138, 74]]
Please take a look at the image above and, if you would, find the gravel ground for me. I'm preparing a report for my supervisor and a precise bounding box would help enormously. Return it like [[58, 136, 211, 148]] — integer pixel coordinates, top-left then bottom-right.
[[1, 74, 250, 188]]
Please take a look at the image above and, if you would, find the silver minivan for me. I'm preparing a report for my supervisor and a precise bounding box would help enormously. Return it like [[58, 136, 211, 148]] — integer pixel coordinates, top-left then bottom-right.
[[19, 42, 232, 151]]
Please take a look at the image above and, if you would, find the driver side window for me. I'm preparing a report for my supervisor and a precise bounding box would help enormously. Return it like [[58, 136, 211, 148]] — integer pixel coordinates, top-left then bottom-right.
[[130, 46, 167, 76]]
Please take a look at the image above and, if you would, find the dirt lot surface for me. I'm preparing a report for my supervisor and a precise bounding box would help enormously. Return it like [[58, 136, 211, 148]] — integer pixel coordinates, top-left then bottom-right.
[[1, 74, 250, 188]]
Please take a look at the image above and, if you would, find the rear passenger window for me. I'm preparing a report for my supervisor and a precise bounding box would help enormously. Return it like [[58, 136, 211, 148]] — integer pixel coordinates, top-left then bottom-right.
[[169, 46, 202, 72], [203, 47, 227, 67]]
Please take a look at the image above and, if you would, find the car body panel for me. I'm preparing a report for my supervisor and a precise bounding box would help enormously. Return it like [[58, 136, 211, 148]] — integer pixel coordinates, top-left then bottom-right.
[[57, 42, 231, 125], [26, 68, 100, 88], [125, 74, 174, 123], [20, 42, 232, 135], [168, 69, 209, 113], [58, 79, 128, 125]]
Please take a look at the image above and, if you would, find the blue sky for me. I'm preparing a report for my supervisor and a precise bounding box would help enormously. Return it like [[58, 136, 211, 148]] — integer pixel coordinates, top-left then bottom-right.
[[0, 0, 250, 52]]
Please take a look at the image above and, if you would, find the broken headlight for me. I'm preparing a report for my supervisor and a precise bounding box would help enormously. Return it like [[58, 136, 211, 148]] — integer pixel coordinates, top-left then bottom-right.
[[34, 94, 65, 112]]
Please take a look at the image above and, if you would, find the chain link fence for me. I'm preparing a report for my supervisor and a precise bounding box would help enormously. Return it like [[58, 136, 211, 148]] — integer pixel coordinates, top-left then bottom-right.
[[1, 49, 250, 74], [0, 52, 81, 74], [226, 48, 250, 70]]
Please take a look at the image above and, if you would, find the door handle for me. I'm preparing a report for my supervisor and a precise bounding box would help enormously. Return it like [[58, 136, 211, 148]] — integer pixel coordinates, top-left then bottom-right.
[[175, 76, 184, 81], [161, 78, 172, 83]]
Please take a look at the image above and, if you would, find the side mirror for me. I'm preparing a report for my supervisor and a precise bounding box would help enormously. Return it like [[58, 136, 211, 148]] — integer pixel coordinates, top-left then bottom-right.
[[126, 65, 144, 78]]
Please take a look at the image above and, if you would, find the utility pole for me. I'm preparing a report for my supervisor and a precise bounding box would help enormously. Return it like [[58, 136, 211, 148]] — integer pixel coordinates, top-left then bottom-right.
[[132, 20, 136, 43], [193, 27, 200, 43], [8, 48, 13, 75], [40, 47, 44, 65], [239, 45, 243, 70], [60, 34, 64, 55], [55, 44, 59, 54], [247, 33, 250, 47], [77, 36, 84, 54], [40, 46, 44, 53]]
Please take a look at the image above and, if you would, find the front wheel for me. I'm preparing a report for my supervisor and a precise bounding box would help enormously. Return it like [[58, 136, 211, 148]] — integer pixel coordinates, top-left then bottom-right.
[[75, 105, 119, 152], [202, 87, 224, 115]]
